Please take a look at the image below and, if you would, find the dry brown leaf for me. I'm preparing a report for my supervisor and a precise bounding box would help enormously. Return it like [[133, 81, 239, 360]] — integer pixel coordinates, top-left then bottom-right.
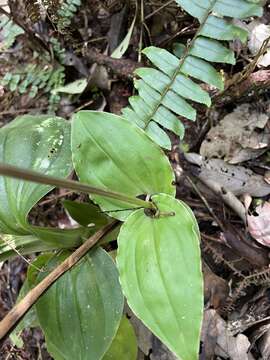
[[248, 202, 270, 247], [185, 153, 270, 197], [201, 309, 254, 360], [259, 328, 270, 360], [200, 104, 269, 164], [248, 21, 270, 67]]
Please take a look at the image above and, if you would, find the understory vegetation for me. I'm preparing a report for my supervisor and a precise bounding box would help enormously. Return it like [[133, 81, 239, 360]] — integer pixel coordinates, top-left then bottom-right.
[[0, 1, 270, 360]]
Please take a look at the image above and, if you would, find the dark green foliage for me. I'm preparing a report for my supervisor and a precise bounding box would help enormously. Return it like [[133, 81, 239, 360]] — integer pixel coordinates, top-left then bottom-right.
[[0, 63, 65, 111], [0, 15, 24, 50], [56, 0, 81, 31], [24, 0, 81, 31], [122, 0, 262, 149]]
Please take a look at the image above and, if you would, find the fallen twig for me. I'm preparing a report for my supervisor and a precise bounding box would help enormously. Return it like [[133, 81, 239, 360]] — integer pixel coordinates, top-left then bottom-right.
[[86, 48, 141, 79], [197, 178, 247, 223], [214, 69, 270, 106]]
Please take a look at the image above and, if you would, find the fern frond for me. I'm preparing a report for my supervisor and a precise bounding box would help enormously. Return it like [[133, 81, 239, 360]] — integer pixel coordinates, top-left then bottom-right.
[[24, 0, 80, 30], [0, 63, 65, 111], [25, 0, 47, 22], [56, 0, 81, 31], [122, 0, 263, 149], [0, 15, 24, 50]]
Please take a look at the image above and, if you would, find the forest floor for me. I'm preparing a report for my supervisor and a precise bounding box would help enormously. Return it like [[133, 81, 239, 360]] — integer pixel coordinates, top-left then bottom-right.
[[0, 0, 270, 359]]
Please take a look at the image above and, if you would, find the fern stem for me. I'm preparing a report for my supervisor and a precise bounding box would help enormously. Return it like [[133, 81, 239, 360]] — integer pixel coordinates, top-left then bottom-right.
[[0, 163, 155, 210], [143, 0, 218, 130]]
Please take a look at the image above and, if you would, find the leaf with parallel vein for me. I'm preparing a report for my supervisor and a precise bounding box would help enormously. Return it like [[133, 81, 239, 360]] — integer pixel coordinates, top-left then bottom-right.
[[122, 0, 263, 149]]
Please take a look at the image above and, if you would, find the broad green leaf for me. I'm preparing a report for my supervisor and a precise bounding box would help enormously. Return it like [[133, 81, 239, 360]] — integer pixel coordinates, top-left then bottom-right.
[[0, 227, 85, 262], [182, 56, 224, 90], [213, 0, 262, 18], [191, 37, 236, 64], [103, 317, 137, 360], [173, 42, 186, 58], [111, 4, 137, 59], [121, 107, 145, 128], [27, 252, 56, 286], [142, 47, 179, 77], [10, 280, 37, 348], [175, 0, 209, 21], [162, 91, 196, 120], [31, 226, 89, 247], [0, 115, 72, 234], [117, 194, 203, 360], [63, 201, 119, 245], [145, 121, 171, 150], [172, 74, 211, 107], [71, 111, 175, 221], [63, 200, 110, 227], [128, 95, 151, 122], [0, 233, 60, 262], [10, 253, 54, 346], [52, 78, 87, 94], [200, 16, 248, 42], [36, 248, 124, 360], [0, 15, 24, 50], [135, 68, 170, 93], [153, 106, 185, 139], [175, 0, 262, 21]]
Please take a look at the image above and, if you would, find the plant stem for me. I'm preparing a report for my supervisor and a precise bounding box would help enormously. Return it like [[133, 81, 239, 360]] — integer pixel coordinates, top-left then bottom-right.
[[0, 221, 118, 341], [143, 0, 218, 130], [0, 163, 155, 210]]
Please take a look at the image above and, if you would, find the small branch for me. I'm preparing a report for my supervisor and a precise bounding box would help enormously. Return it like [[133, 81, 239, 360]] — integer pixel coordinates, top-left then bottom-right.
[[144, 0, 175, 20], [0, 163, 155, 211], [197, 178, 247, 223], [0, 6, 48, 54], [0, 221, 118, 341], [86, 48, 141, 79], [214, 69, 270, 106], [185, 175, 225, 231]]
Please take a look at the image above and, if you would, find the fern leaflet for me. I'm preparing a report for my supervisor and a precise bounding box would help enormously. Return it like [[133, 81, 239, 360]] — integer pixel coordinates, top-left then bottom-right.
[[122, 0, 263, 149]]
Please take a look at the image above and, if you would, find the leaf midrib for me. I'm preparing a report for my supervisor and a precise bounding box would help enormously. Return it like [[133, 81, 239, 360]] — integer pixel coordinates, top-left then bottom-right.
[[143, 0, 219, 130]]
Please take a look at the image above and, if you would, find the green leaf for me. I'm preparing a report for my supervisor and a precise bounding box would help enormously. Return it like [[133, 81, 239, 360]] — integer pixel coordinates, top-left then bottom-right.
[[0, 227, 86, 262], [182, 56, 224, 90], [32, 225, 90, 247], [0, 115, 72, 234], [172, 74, 211, 107], [200, 16, 248, 42], [191, 37, 236, 65], [142, 47, 179, 77], [175, 0, 262, 21], [123, 0, 262, 148], [213, 0, 263, 18], [111, 4, 137, 59], [28, 253, 56, 286], [117, 194, 203, 360], [145, 121, 172, 150], [103, 317, 137, 360], [173, 42, 186, 58], [36, 248, 124, 360], [0, 15, 24, 50], [71, 111, 175, 221], [10, 279, 38, 348], [63, 200, 110, 227], [10, 253, 55, 346], [153, 106, 185, 139], [0, 234, 57, 262], [52, 78, 87, 94]]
